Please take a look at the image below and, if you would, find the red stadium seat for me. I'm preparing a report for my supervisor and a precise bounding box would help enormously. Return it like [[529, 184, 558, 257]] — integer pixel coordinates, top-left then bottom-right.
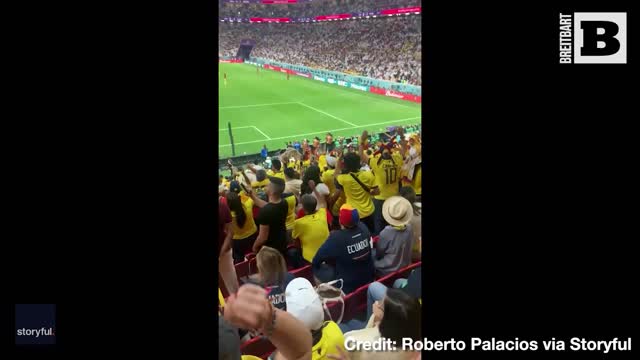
[[290, 264, 314, 284], [323, 261, 422, 322], [377, 261, 422, 285], [324, 282, 369, 323], [236, 257, 258, 283], [241, 336, 275, 359]]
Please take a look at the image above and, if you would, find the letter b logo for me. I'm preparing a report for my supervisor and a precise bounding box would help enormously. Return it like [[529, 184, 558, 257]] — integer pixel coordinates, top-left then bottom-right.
[[575, 13, 626, 63]]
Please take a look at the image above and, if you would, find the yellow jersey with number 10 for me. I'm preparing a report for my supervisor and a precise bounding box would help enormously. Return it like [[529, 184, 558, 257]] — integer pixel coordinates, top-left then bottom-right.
[[369, 152, 404, 200]]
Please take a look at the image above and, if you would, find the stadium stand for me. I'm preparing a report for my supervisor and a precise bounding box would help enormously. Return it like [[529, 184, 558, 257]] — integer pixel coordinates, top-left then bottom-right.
[[219, 0, 422, 19], [218, 1, 422, 358], [219, 16, 421, 85]]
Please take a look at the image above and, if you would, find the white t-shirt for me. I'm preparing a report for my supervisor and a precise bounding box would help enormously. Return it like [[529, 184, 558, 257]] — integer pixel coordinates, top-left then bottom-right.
[[313, 183, 330, 210]]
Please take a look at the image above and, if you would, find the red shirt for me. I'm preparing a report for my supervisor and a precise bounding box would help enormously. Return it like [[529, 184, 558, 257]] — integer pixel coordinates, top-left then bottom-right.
[[218, 197, 232, 257]]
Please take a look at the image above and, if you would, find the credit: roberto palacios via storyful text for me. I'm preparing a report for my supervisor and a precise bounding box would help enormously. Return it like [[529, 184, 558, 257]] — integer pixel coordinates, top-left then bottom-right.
[[345, 337, 632, 354]]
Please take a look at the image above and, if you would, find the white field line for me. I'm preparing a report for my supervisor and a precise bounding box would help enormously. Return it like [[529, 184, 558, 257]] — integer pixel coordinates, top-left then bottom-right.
[[219, 102, 299, 109], [219, 116, 421, 147], [218, 125, 271, 139], [297, 102, 357, 127], [252, 126, 271, 140], [218, 126, 253, 131]]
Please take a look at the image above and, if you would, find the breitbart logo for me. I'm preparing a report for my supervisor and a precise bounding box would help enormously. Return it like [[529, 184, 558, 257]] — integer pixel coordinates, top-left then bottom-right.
[[559, 12, 627, 64]]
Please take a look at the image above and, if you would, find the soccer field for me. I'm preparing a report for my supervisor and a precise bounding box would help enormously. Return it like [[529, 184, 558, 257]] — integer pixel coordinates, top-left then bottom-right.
[[218, 63, 422, 158]]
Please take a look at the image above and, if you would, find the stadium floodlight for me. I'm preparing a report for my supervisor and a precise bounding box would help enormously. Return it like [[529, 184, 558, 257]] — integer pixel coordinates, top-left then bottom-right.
[[373, 15, 377, 18]]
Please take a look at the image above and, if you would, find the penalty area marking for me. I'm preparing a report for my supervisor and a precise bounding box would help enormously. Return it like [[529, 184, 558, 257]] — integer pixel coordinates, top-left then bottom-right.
[[296, 102, 357, 127], [218, 126, 271, 140]]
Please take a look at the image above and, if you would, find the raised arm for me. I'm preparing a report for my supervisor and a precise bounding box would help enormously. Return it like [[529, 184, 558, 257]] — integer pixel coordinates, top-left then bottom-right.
[[224, 284, 312, 360], [238, 167, 252, 187], [359, 130, 369, 165], [246, 187, 268, 208], [397, 126, 408, 158], [334, 149, 343, 176], [247, 163, 258, 174]]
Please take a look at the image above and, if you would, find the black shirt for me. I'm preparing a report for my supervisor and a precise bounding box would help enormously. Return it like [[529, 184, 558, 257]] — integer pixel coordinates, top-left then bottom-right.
[[256, 198, 288, 255]]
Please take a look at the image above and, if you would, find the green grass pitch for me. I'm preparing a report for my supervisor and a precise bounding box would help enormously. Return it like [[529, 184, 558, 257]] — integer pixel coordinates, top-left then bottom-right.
[[218, 63, 422, 158]]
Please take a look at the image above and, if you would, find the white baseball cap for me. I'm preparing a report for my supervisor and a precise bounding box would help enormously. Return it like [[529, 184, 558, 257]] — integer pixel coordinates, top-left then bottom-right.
[[285, 278, 324, 331]]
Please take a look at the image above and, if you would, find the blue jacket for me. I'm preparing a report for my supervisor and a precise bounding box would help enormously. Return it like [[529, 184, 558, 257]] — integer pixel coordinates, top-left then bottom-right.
[[312, 222, 375, 294]]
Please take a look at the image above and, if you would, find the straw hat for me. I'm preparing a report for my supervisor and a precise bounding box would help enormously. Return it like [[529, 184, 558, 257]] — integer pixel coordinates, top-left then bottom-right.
[[382, 196, 414, 227]]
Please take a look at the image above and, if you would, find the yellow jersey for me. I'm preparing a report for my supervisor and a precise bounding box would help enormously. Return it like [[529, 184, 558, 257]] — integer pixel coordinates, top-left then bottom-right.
[[336, 171, 376, 218], [369, 152, 404, 200], [231, 197, 257, 240], [322, 169, 336, 194], [292, 208, 330, 262], [302, 159, 311, 173], [318, 155, 327, 173], [402, 163, 422, 196], [267, 169, 286, 180], [284, 193, 297, 230], [322, 168, 344, 216], [413, 165, 422, 195], [312, 321, 345, 360], [251, 179, 269, 191]]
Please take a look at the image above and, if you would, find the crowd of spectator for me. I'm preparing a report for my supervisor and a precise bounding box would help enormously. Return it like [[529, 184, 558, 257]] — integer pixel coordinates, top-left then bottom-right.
[[219, 0, 422, 19], [219, 15, 421, 85], [219, 125, 423, 359]]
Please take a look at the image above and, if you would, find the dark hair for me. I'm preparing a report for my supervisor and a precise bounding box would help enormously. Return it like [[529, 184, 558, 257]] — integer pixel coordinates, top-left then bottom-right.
[[226, 192, 247, 228], [379, 289, 421, 344], [272, 158, 282, 171], [343, 152, 361, 173], [256, 169, 267, 182], [301, 165, 323, 195], [301, 194, 317, 214], [399, 186, 420, 216], [284, 167, 296, 180], [270, 180, 285, 197]]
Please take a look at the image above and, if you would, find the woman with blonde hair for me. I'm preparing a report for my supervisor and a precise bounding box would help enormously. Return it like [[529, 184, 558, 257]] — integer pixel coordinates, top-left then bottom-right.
[[246, 246, 295, 311]]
